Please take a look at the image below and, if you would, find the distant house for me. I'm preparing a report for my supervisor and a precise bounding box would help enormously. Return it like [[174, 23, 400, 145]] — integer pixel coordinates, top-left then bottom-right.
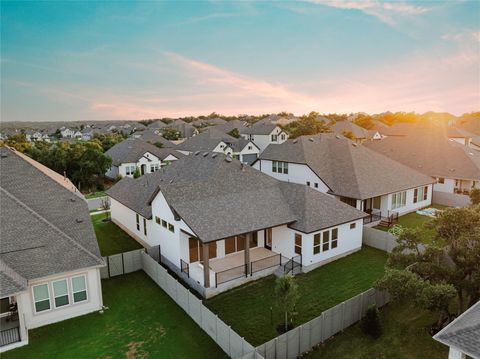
[[60, 127, 75, 139], [130, 129, 175, 148], [169, 120, 198, 138], [0, 147, 104, 352], [241, 122, 289, 152], [330, 121, 369, 143], [210, 119, 248, 134], [106, 154, 366, 297], [176, 128, 260, 164], [253, 134, 435, 223], [365, 132, 480, 195], [433, 301, 480, 359], [104, 138, 184, 178], [148, 120, 168, 130]]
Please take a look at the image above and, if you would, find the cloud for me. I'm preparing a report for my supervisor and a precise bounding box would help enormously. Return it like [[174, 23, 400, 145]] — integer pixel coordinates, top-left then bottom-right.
[[306, 0, 430, 25]]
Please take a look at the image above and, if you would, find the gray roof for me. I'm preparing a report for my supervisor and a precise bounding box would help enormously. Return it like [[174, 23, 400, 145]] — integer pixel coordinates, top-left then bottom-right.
[[107, 154, 366, 243], [242, 121, 278, 135], [331, 121, 369, 139], [365, 132, 480, 181], [257, 134, 434, 200], [0, 148, 104, 296], [177, 128, 256, 153], [211, 120, 248, 134], [132, 129, 175, 148], [148, 120, 168, 129], [434, 301, 480, 358], [105, 138, 183, 166]]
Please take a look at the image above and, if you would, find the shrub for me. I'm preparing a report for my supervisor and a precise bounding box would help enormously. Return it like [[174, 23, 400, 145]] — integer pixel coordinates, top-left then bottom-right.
[[361, 304, 382, 339]]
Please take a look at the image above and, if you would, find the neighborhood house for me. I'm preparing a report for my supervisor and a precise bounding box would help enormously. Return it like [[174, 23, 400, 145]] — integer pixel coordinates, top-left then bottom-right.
[[240, 122, 289, 152]]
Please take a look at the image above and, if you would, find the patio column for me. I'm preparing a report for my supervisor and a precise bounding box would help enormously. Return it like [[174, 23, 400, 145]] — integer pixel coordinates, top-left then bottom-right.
[[245, 233, 251, 276], [202, 242, 210, 288]]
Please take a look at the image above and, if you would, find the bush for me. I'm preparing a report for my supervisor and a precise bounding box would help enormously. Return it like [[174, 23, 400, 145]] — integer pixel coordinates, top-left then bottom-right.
[[133, 167, 141, 179], [361, 305, 382, 339], [470, 188, 480, 205]]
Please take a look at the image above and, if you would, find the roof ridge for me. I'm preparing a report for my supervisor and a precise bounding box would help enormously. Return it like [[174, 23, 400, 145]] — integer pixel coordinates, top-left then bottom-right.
[[0, 187, 104, 266]]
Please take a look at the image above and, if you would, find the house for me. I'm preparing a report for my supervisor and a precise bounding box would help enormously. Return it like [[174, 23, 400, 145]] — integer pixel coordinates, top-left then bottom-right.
[[130, 129, 175, 148], [106, 154, 367, 297], [169, 120, 198, 138], [365, 132, 480, 195], [433, 301, 480, 359], [104, 138, 184, 178], [330, 121, 369, 143], [0, 147, 104, 352], [210, 119, 248, 134], [176, 128, 260, 164], [252, 134, 435, 223], [241, 122, 289, 152], [60, 127, 75, 138], [148, 120, 168, 130]]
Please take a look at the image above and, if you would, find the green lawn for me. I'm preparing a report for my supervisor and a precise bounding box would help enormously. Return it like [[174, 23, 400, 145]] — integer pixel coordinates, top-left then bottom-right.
[[91, 213, 143, 256], [205, 246, 387, 345], [303, 303, 448, 359], [4, 272, 227, 359], [85, 191, 107, 199]]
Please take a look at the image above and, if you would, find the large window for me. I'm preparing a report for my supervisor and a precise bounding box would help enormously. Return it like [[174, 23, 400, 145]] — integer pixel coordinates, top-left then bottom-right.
[[272, 161, 288, 174], [391, 191, 406, 210], [125, 165, 136, 176], [33, 284, 50, 313], [271, 134, 278, 142], [437, 177, 445, 184], [331, 228, 338, 249], [294, 234, 302, 255], [53, 279, 69, 308], [423, 186, 428, 201], [322, 231, 330, 252], [414, 186, 428, 203], [313, 234, 320, 254], [71, 276, 87, 303]]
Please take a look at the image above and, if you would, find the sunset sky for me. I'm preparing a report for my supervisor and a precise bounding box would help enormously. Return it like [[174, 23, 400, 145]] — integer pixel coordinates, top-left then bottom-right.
[[1, 1, 479, 122]]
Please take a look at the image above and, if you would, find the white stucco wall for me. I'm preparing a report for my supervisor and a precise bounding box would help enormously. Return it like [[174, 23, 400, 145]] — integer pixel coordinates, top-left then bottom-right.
[[385, 185, 433, 216], [17, 267, 103, 330], [242, 126, 289, 153]]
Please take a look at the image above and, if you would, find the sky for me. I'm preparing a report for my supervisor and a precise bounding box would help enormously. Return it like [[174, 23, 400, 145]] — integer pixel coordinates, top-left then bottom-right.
[[1, 1, 479, 122]]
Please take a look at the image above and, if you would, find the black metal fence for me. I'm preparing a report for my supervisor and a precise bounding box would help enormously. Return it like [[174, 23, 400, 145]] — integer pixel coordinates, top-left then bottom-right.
[[251, 253, 282, 274], [363, 210, 382, 224], [0, 326, 20, 347]]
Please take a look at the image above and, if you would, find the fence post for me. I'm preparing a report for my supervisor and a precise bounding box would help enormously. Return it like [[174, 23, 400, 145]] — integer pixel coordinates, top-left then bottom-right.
[[341, 302, 346, 331], [107, 256, 110, 278], [121, 253, 125, 274]]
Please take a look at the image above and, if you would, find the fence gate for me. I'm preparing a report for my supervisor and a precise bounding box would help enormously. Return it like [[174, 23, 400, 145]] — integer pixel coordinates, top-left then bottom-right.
[[108, 254, 124, 277]]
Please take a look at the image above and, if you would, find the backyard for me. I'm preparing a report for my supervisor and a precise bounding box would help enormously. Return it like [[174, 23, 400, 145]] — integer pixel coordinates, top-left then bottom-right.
[[303, 303, 448, 359], [91, 213, 143, 256], [205, 246, 387, 346], [3, 272, 227, 359]]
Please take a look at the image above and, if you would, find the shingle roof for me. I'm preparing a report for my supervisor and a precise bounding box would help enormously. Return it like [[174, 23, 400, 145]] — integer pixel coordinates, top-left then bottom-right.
[[132, 129, 175, 148], [331, 121, 369, 139], [0, 147, 104, 293], [176, 128, 256, 153], [107, 154, 366, 243], [258, 134, 434, 200], [242, 121, 278, 135], [434, 301, 480, 358], [105, 138, 183, 166], [365, 132, 480, 181]]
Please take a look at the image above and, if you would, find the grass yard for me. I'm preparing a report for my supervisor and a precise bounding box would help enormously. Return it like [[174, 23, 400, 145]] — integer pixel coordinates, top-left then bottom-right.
[[374, 204, 449, 243], [85, 191, 107, 199], [205, 246, 387, 346], [3, 272, 227, 359], [303, 303, 448, 359], [91, 213, 143, 256]]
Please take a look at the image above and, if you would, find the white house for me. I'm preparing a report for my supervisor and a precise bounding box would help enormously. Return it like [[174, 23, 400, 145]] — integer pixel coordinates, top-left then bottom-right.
[[106, 154, 367, 298], [176, 128, 260, 164], [241, 122, 289, 153], [0, 147, 104, 352], [433, 301, 480, 359], [104, 138, 184, 178], [253, 134, 435, 224], [60, 127, 75, 138]]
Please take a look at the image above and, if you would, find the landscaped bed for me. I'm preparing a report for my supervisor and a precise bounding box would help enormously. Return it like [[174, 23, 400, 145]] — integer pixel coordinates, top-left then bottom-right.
[[303, 303, 448, 359], [205, 246, 387, 346], [91, 213, 143, 256], [3, 272, 227, 359]]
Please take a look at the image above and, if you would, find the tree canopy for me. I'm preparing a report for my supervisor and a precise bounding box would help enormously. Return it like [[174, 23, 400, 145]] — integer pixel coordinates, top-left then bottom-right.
[[284, 112, 331, 139]]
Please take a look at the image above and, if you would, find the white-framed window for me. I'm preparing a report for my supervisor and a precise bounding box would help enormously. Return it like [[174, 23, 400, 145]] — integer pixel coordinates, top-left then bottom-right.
[[161, 219, 167, 228], [168, 223, 175, 233], [71, 276, 88, 303], [271, 134, 278, 142], [125, 165, 136, 176], [331, 228, 338, 249], [294, 233, 302, 255], [322, 231, 330, 251], [391, 191, 406, 210], [350, 222, 356, 230], [414, 186, 428, 203], [33, 284, 51, 313], [136, 213, 140, 231], [281, 134, 286, 140], [272, 160, 277, 173], [155, 216, 161, 224], [150, 164, 159, 172], [143, 218, 147, 236], [53, 279, 70, 308], [437, 177, 445, 184], [314, 183, 318, 188], [313, 233, 321, 254]]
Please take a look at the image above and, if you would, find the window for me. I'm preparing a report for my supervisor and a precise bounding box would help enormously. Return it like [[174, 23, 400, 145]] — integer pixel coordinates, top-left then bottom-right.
[[281, 134, 286, 140], [150, 164, 159, 172], [273, 161, 288, 174], [155, 216, 161, 225], [125, 165, 136, 176], [331, 228, 338, 249], [71, 276, 87, 303], [272, 161, 277, 173], [350, 223, 356, 230], [322, 231, 330, 251], [414, 187, 427, 203], [413, 188, 419, 203], [438, 177, 445, 184], [294, 234, 302, 255], [53, 279, 69, 308], [314, 183, 318, 188], [391, 191, 406, 210], [283, 162, 288, 174], [143, 218, 147, 236], [313, 234, 321, 254], [248, 145, 252, 150], [33, 284, 50, 312], [423, 186, 428, 201], [168, 223, 175, 233], [136, 213, 140, 231], [271, 134, 278, 142], [306, 181, 310, 186], [161, 219, 167, 228]]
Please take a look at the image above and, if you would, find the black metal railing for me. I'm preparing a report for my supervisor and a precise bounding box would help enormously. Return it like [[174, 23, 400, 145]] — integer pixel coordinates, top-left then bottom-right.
[[363, 210, 382, 224], [0, 326, 20, 347], [283, 255, 302, 275], [250, 253, 282, 275], [180, 259, 189, 278], [215, 264, 247, 287]]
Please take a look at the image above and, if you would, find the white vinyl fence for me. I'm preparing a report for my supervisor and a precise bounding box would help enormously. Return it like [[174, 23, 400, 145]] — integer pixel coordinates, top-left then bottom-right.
[[362, 227, 398, 252], [141, 251, 258, 359], [100, 249, 143, 279], [432, 191, 470, 207], [256, 288, 390, 359]]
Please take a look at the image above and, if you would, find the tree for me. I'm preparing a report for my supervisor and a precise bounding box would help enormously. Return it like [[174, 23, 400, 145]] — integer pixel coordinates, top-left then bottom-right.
[[285, 112, 331, 139], [470, 188, 480, 205], [5, 134, 32, 153], [133, 167, 141, 178], [354, 114, 375, 130], [93, 132, 125, 151], [342, 130, 355, 140], [162, 127, 180, 140], [227, 128, 240, 138], [275, 275, 299, 332], [361, 305, 382, 338], [100, 197, 110, 220]]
